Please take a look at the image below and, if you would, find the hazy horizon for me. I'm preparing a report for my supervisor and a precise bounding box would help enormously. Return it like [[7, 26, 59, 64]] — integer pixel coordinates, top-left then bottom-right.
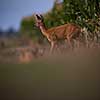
[[0, 0, 55, 30]]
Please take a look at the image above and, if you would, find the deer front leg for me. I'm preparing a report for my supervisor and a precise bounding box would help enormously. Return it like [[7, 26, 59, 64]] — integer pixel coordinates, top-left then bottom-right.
[[50, 42, 56, 54]]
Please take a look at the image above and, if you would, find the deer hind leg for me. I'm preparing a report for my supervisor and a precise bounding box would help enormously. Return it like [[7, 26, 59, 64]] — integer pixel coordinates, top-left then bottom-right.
[[65, 38, 72, 49], [66, 36, 73, 49], [72, 38, 80, 48]]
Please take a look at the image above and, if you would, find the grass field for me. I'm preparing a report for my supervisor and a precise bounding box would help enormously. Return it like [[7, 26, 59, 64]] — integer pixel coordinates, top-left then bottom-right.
[[0, 48, 100, 100]]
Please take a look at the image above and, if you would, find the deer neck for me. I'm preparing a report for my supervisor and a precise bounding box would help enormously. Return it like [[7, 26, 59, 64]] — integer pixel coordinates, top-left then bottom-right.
[[40, 25, 48, 37]]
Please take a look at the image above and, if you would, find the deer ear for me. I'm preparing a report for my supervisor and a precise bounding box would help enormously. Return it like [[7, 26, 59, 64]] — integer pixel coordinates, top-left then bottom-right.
[[34, 14, 38, 20], [34, 14, 40, 20], [36, 14, 42, 20], [40, 14, 44, 20]]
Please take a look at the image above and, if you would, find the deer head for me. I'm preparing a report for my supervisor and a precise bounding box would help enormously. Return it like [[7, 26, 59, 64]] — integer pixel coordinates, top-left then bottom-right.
[[34, 14, 44, 28]]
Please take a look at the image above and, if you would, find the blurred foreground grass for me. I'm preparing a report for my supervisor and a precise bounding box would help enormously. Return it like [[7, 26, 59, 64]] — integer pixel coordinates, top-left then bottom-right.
[[0, 48, 100, 100]]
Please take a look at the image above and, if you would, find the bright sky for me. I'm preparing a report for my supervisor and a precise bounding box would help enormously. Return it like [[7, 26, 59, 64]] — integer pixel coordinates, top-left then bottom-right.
[[0, 0, 54, 30]]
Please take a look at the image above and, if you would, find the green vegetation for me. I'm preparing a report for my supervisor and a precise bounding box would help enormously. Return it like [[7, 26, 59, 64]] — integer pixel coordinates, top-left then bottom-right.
[[20, 0, 100, 42], [20, 15, 44, 43]]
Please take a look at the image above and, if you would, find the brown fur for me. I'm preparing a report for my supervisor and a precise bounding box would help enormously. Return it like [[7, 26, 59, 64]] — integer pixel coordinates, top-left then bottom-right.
[[35, 14, 82, 53]]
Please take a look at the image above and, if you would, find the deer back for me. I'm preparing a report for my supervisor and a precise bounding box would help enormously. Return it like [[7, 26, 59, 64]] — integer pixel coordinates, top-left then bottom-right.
[[46, 23, 81, 41]]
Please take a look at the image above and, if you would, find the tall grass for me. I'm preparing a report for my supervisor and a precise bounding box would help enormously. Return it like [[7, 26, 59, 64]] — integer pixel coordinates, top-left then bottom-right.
[[0, 47, 100, 100]]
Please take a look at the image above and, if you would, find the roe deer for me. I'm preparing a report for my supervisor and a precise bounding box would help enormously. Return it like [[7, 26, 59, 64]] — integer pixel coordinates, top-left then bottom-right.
[[34, 14, 82, 53]]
